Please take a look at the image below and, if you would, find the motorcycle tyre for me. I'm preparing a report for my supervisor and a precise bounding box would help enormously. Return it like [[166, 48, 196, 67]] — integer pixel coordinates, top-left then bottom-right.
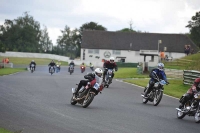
[[82, 93, 95, 108], [143, 90, 148, 104], [194, 105, 200, 123], [70, 95, 77, 105], [177, 110, 186, 119], [153, 90, 163, 106]]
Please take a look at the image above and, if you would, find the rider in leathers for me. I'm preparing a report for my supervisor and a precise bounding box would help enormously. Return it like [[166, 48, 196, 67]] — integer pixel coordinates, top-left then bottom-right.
[[48, 60, 56, 73], [29, 60, 36, 71], [74, 68, 103, 97], [179, 77, 200, 109], [103, 57, 118, 82], [68, 61, 75, 72], [144, 63, 168, 98]]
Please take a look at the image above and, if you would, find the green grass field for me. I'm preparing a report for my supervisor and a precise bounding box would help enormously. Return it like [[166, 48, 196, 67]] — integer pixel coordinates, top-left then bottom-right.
[[0, 68, 26, 76], [164, 53, 200, 70], [114, 68, 149, 78], [0, 128, 12, 133], [0, 57, 68, 66]]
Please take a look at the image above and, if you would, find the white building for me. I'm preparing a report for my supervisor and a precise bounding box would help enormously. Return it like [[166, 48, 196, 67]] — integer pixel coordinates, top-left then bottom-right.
[[80, 30, 199, 68]]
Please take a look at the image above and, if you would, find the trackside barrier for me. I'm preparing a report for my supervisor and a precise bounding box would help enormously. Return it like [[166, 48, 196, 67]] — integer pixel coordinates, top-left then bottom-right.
[[0, 62, 13, 68], [183, 70, 200, 85]]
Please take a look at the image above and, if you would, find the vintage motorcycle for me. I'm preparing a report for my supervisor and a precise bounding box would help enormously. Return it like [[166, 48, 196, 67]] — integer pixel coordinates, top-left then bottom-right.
[[141, 79, 168, 106], [49, 66, 55, 75], [69, 65, 74, 75], [30, 64, 35, 73], [70, 79, 103, 108], [80, 65, 85, 73], [104, 68, 114, 88], [176, 92, 200, 123]]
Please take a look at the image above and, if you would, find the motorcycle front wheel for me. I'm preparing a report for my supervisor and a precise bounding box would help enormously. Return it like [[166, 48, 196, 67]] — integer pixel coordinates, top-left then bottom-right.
[[70, 95, 77, 105], [194, 104, 200, 123], [82, 93, 95, 108], [142, 90, 148, 104], [177, 110, 186, 119], [153, 89, 163, 106]]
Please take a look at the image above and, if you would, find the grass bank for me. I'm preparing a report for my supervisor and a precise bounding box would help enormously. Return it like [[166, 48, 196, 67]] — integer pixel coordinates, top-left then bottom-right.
[[124, 78, 190, 98], [0, 57, 68, 66], [114, 68, 148, 78], [0, 128, 12, 133], [0, 68, 26, 76]]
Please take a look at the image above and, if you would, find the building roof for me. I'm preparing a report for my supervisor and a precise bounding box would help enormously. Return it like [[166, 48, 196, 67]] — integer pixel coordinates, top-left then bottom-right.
[[81, 30, 199, 53]]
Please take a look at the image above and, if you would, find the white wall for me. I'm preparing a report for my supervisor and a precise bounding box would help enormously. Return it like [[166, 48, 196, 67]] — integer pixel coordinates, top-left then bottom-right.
[[81, 48, 185, 63], [0, 51, 103, 67], [0, 51, 69, 61]]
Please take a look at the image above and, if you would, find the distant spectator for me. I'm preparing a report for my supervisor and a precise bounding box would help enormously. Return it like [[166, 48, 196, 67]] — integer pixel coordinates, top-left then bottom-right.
[[160, 51, 165, 61], [2, 58, 5, 63], [184, 45, 190, 56], [5, 58, 9, 63]]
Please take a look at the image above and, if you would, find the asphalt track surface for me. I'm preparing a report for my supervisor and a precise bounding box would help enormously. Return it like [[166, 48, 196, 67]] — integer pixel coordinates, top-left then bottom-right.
[[0, 66, 199, 133]]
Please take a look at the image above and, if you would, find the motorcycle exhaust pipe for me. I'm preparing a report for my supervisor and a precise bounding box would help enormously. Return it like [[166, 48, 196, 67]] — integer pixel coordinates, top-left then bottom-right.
[[175, 108, 185, 113]]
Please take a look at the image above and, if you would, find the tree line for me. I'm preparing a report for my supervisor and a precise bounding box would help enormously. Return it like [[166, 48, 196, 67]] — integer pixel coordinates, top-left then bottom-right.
[[0, 11, 199, 58]]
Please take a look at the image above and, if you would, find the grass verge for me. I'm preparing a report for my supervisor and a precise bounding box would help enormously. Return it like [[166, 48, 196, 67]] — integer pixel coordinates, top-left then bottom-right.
[[123, 78, 190, 98], [0, 128, 12, 133], [115, 68, 149, 78], [0, 68, 26, 76]]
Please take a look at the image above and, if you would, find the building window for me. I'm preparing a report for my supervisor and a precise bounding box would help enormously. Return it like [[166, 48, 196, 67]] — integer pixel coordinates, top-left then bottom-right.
[[113, 50, 121, 55], [135, 51, 140, 56], [88, 49, 93, 53], [88, 49, 99, 54], [94, 49, 99, 54]]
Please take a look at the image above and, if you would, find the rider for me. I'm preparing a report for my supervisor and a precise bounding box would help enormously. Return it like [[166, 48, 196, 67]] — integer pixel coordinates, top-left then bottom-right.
[[74, 68, 103, 97], [56, 60, 61, 71], [89, 62, 94, 71], [103, 57, 118, 82], [29, 60, 36, 71], [80, 62, 86, 70], [144, 63, 168, 98], [179, 77, 200, 109], [48, 60, 56, 73], [68, 61, 75, 72]]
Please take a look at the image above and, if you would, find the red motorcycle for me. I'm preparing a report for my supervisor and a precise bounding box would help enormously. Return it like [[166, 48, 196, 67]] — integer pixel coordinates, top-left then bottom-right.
[[80, 65, 85, 73], [70, 79, 103, 108]]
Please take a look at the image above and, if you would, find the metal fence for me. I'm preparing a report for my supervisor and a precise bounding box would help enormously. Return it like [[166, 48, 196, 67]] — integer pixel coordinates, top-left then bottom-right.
[[183, 70, 200, 85]]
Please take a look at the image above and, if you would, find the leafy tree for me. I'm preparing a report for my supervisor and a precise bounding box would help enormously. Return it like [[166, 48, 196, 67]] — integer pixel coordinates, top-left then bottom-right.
[[40, 25, 53, 53], [186, 11, 200, 47], [57, 26, 80, 58], [117, 28, 136, 32], [76, 21, 107, 57], [0, 12, 52, 53], [80, 22, 107, 31]]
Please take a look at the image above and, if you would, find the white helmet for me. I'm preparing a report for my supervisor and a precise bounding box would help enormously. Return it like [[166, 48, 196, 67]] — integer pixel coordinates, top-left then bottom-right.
[[109, 57, 115, 63], [94, 68, 103, 77], [158, 63, 164, 71], [32, 60, 34, 62]]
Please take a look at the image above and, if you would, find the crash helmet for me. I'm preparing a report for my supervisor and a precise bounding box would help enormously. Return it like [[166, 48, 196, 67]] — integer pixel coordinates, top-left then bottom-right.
[[158, 63, 164, 71], [109, 57, 115, 63], [94, 68, 103, 77], [32, 60, 34, 62]]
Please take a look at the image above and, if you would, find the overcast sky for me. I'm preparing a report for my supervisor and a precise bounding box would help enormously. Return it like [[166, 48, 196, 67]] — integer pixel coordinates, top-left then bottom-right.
[[1, 0, 200, 45]]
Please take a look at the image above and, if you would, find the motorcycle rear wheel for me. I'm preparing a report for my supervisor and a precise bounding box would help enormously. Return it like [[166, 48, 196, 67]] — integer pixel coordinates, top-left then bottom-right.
[[82, 93, 95, 108], [153, 90, 163, 106], [194, 105, 200, 123]]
